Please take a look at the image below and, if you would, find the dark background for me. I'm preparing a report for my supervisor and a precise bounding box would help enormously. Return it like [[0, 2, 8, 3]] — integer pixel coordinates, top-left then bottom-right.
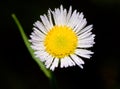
[[0, 0, 120, 89]]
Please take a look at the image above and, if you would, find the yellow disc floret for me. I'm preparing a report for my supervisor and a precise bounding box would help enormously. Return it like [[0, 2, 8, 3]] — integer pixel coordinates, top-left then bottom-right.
[[44, 25, 78, 58]]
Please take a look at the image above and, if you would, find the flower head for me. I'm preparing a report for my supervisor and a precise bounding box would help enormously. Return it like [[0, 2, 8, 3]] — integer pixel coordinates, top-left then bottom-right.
[[29, 5, 95, 71]]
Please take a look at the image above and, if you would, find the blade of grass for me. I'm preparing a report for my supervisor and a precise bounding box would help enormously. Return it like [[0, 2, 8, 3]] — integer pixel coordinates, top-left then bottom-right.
[[11, 14, 52, 79]]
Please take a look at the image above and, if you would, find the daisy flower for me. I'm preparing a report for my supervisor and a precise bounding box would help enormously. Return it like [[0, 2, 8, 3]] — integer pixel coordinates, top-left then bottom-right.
[[29, 5, 95, 71]]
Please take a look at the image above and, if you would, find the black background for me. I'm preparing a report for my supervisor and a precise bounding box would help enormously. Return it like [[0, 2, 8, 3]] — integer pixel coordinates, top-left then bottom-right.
[[0, 0, 120, 89]]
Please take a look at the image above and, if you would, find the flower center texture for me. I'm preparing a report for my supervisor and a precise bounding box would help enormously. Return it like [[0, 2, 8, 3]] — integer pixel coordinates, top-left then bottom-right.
[[44, 26, 78, 58]]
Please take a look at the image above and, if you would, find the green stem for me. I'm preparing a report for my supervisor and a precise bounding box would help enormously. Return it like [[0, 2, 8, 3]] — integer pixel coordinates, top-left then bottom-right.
[[11, 14, 52, 79], [49, 73, 58, 89], [11, 14, 58, 89]]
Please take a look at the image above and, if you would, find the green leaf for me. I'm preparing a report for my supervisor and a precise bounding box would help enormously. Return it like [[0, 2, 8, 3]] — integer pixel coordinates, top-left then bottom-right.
[[11, 14, 52, 79]]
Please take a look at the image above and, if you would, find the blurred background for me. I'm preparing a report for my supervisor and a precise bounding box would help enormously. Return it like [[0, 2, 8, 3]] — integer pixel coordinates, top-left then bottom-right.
[[0, 0, 120, 89]]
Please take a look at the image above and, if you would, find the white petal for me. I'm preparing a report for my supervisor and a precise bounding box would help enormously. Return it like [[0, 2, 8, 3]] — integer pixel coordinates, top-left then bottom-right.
[[35, 51, 49, 62], [60, 5, 65, 25], [30, 35, 41, 42], [78, 54, 91, 59], [75, 49, 93, 54], [78, 39, 95, 44], [75, 49, 93, 59], [30, 40, 43, 45], [78, 25, 93, 35], [63, 9, 67, 25], [70, 54, 84, 68], [60, 56, 75, 68], [72, 13, 82, 30], [52, 9, 59, 25], [78, 35, 95, 41], [60, 58, 66, 68], [40, 14, 52, 31], [50, 58, 59, 71], [30, 36, 44, 43], [73, 12, 84, 31], [78, 38, 95, 45], [77, 43, 93, 48], [78, 34, 95, 41], [70, 12, 80, 29], [33, 27, 45, 37], [31, 43, 45, 51], [48, 10, 53, 28], [67, 10, 77, 27], [31, 41, 43, 47], [78, 29, 93, 39], [45, 55, 54, 68], [54, 8, 61, 25], [66, 56, 76, 67], [75, 18, 87, 34], [66, 6, 72, 23], [60, 57, 69, 68], [55, 5, 67, 26], [33, 21, 47, 34], [78, 34, 95, 47], [79, 32, 92, 39], [61, 9, 67, 25]]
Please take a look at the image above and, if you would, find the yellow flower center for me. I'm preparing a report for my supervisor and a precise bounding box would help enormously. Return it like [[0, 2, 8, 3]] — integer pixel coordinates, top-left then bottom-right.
[[44, 26, 78, 58]]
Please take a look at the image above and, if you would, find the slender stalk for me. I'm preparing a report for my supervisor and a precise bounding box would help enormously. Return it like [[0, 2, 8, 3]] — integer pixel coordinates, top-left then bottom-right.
[[49, 73, 58, 89], [11, 14, 52, 79], [11, 14, 58, 89]]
